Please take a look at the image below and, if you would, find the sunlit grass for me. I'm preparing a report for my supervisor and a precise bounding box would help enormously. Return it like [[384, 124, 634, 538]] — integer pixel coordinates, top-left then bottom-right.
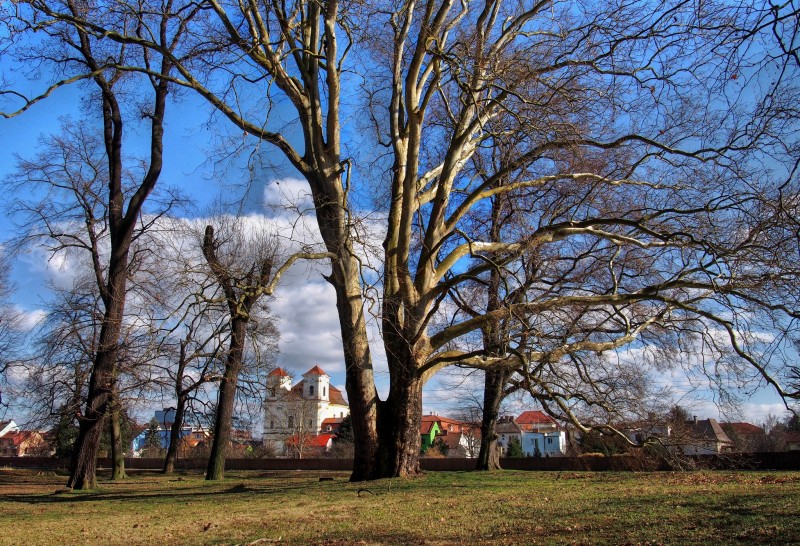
[[0, 468, 797, 544]]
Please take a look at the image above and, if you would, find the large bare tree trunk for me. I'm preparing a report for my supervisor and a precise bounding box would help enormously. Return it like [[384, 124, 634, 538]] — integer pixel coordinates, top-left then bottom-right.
[[163, 394, 187, 474], [376, 371, 424, 478], [476, 366, 513, 471], [63, 18, 171, 486], [311, 175, 379, 482], [109, 387, 127, 480], [68, 259, 129, 489], [330, 261, 379, 481], [206, 319, 246, 480]]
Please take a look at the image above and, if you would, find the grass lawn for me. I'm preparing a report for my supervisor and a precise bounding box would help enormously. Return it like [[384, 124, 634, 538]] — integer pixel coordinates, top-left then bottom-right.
[[0, 468, 798, 545]]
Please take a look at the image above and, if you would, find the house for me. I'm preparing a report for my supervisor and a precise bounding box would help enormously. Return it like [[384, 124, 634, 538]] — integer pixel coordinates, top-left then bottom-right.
[[285, 432, 336, 458], [720, 422, 766, 452], [0, 429, 50, 457], [783, 431, 800, 451], [439, 428, 482, 458], [130, 410, 212, 457], [263, 365, 349, 456], [622, 420, 672, 445], [673, 417, 732, 455], [0, 421, 19, 438], [515, 411, 567, 457], [419, 415, 482, 457], [495, 417, 522, 455], [420, 416, 442, 450], [320, 417, 345, 434]]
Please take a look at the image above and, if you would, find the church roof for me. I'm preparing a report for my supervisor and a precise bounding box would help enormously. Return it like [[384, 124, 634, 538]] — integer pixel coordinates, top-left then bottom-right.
[[268, 368, 290, 377], [303, 365, 328, 376], [328, 385, 348, 406]]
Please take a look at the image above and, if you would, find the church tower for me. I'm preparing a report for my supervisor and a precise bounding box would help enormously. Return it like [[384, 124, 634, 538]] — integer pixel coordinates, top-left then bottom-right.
[[302, 365, 330, 402], [266, 367, 291, 399]]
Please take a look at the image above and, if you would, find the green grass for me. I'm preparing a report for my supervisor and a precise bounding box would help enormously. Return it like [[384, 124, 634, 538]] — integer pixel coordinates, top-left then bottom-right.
[[0, 468, 798, 545]]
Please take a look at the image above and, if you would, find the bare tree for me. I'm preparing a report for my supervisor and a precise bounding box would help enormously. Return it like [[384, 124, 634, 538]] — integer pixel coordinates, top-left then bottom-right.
[[6, 0, 800, 481], [200, 217, 281, 480], [3, 0, 191, 486], [0, 258, 23, 398]]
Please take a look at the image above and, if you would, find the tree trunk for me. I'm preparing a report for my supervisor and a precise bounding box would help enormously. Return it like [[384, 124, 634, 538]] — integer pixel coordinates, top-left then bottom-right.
[[163, 395, 187, 474], [311, 173, 379, 482], [330, 262, 379, 482], [206, 319, 246, 481], [375, 369, 424, 478], [476, 366, 513, 471], [109, 389, 127, 480], [67, 262, 128, 489]]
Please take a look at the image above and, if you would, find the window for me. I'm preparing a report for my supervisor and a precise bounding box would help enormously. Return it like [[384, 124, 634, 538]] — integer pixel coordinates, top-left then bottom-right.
[[322, 386, 326, 397], [309, 419, 313, 427], [309, 385, 315, 396], [547, 437, 553, 445], [270, 420, 274, 429], [288, 416, 294, 428]]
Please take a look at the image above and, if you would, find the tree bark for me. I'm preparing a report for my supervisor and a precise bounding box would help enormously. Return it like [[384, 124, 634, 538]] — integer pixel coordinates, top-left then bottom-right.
[[109, 387, 127, 480], [330, 262, 379, 482], [67, 258, 128, 489], [476, 366, 513, 471], [163, 394, 187, 474], [375, 368, 424, 478], [205, 318, 246, 480], [309, 173, 379, 482]]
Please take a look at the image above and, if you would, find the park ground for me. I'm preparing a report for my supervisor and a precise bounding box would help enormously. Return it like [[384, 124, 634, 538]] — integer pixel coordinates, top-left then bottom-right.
[[0, 468, 798, 545]]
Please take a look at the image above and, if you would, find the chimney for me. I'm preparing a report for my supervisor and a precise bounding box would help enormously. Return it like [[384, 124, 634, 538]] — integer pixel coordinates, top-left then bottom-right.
[[693, 415, 698, 425]]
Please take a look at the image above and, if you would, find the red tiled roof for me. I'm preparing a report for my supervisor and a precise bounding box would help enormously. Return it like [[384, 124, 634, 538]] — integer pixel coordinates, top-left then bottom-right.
[[321, 418, 344, 425], [722, 422, 764, 435], [286, 433, 335, 448], [422, 415, 464, 426], [516, 411, 556, 425], [304, 365, 328, 376], [421, 420, 440, 434], [268, 368, 290, 377], [784, 431, 800, 442], [4, 431, 37, 447]]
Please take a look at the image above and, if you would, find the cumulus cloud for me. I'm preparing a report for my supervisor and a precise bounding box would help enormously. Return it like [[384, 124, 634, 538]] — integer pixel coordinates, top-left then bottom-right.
[[17, 245, 84, 292], [270, 280, 345, 375], [12, 306, 46, 331], [741, 402, 792, 425]]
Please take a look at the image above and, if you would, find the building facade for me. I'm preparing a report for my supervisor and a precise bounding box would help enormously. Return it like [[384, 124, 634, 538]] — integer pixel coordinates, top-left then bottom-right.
[[263, 365, 349, 455]]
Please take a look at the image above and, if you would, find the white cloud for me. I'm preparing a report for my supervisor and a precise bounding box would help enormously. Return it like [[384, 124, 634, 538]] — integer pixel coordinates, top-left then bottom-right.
[[742, 402, 792, 425], [271, 279, 345, 375], [12, 306, 46, 331], [18, 245, 83, 292]]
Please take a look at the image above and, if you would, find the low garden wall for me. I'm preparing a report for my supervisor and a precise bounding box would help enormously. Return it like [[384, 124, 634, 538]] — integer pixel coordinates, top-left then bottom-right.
[[2, 451, 798, 472]]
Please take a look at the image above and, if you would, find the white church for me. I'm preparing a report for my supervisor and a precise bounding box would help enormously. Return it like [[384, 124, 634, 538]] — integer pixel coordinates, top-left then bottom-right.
[[263, 365, 349, 454]]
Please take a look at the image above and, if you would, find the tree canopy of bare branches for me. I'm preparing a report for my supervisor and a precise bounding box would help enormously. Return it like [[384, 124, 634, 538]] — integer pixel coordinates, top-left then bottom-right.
[[4, 0, 799, 481]]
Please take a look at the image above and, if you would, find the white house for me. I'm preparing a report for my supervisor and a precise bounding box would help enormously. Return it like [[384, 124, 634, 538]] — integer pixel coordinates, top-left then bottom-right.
[[263, 365, 349, 455], [495, 418, 522, 454]]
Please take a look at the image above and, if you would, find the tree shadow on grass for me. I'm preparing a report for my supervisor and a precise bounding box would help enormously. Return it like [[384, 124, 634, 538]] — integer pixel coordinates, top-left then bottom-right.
[[3, 476, 348, 506]]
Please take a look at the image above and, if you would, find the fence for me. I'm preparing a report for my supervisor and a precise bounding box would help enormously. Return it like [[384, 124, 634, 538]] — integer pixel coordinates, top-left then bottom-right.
[[2, 451, 798, 472]]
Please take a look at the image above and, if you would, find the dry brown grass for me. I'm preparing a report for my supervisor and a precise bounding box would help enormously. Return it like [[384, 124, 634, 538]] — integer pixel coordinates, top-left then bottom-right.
[[0, 467, 798, 545]]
